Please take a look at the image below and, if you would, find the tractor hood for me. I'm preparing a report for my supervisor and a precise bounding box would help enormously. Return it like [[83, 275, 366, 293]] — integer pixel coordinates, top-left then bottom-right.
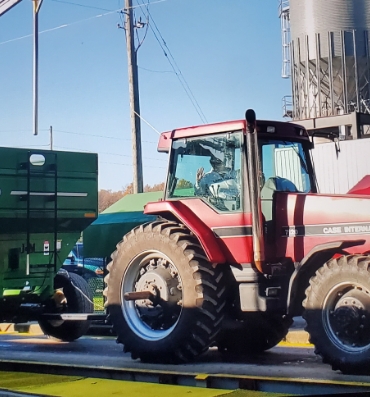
[[348, 176, 370, 195]]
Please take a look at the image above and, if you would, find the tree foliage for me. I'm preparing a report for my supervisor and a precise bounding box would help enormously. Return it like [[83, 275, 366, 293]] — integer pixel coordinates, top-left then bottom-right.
[[98, 182, 165, 213], [177, 179, 193, 189]]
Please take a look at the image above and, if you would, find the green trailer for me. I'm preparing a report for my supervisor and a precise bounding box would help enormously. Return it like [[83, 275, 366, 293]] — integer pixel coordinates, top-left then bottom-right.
[[0, 147, 99, 341], [84, 191, 162, 259]]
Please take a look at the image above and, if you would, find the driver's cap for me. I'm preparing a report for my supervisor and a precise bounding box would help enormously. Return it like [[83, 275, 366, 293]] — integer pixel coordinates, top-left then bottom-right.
[[210, 157, 223, 166]]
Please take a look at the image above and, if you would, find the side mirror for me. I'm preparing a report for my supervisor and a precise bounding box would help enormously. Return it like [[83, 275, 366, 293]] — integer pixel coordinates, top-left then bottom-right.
[[311, 131, 340, 153]]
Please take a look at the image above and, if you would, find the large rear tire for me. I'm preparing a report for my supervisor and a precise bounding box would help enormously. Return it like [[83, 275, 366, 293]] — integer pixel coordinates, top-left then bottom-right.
[[39, 272, 94, 341], [104, 220, 227, 363], [303, 255, 370, 374], [218, 313, 291, 354]]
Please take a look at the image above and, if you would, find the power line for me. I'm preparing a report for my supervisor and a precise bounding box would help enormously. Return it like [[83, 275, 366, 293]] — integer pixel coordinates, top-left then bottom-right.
[[100, 160, 166, 169], [138, 65, 174, 74], [53, 129, 123, 140], [133, 110, 161, 135], [52, 129, 157, 143], [26, 144, 50, 147], [9, 144, 50, 148], [0, 8, 122, 46], [0, 129, 49, 133], [138, 0, 208, 124], [131, 0, 169, 9], [50, 0, 113, 12], [107, 152, 167, 161], [53, 145, 166, 161], [54, 142, 167, 170], [0, 0, 172, 46]]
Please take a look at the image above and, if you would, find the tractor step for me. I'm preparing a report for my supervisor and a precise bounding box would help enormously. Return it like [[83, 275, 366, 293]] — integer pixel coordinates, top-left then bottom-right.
[[40, 313, 106, 321]]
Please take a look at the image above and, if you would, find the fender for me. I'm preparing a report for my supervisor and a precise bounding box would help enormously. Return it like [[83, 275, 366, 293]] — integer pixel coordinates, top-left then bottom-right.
[[144, 200, 227, 264], [57, 268, 69, 278], [287, 239, 365, 316]]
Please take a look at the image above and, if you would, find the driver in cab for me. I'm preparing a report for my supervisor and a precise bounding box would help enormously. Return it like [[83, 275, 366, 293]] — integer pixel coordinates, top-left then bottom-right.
[[194, 157, 240, 211]]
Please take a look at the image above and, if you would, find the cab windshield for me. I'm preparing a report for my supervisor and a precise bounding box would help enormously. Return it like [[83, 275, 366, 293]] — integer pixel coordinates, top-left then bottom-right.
[[166, 131, 243, 212]]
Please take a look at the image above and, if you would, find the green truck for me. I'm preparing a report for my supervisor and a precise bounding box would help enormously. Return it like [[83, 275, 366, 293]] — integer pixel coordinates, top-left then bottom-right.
[[0, 147, 99, 341]]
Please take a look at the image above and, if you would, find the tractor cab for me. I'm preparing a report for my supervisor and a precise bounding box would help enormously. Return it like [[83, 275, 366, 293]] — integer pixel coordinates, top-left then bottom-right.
[[161, 118, 315, 253]]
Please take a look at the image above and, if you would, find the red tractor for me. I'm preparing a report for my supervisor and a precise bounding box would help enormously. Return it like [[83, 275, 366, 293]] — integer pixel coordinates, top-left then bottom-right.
[[104, 110, 370, 373]]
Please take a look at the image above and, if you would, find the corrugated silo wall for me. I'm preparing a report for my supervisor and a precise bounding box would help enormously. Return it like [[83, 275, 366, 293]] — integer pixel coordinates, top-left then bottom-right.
[[311, 139, 370, 194], [290, 0, 370, 120]]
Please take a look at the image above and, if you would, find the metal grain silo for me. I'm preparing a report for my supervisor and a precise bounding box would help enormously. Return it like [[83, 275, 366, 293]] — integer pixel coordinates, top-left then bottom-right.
[[289, 0, 370, 123]]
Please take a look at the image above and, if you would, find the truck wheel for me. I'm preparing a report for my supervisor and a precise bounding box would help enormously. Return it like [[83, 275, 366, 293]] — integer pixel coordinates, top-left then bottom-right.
[[104, 220, 227, 363], [303, 255, 370, 374], [39, 272, 94, 341], [218, 314, 291, 354]]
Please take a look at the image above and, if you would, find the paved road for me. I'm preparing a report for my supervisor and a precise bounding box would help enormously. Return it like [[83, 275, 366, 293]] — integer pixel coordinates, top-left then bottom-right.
[[0, 333, 370, 385]]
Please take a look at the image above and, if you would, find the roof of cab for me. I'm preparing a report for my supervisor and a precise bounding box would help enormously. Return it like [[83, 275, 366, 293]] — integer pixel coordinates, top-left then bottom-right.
[[157, 119, 308, 153]]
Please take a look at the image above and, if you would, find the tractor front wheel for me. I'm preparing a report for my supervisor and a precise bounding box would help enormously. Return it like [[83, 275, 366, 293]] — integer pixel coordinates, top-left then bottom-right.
[[104, 220, 227, 363]]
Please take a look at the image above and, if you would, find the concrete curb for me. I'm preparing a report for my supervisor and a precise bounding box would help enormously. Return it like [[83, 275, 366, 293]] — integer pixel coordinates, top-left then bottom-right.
[[0, 322, 312, 345], [283, 329, 311, 345]]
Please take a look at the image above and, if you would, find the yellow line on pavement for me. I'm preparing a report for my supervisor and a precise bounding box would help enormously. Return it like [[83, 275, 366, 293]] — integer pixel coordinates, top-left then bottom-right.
[[278, 341, 314, 348], [0, 372, 231, 397]]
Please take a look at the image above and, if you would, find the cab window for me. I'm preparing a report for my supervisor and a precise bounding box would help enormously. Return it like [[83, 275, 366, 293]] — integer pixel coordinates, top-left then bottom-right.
[[260, 140, 311, 193], [166, 131, 243, 213]]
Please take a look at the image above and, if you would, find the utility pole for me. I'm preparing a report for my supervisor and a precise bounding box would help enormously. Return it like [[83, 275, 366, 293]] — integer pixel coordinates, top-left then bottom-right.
[[33, 0, 43, 136], [49, 126, 53, 150], [124, 0, 143, 193]]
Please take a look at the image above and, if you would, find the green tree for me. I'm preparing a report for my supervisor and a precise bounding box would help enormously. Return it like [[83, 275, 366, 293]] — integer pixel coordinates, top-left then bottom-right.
[[177, 179, 193, 189], [98, 182, 165, 213]]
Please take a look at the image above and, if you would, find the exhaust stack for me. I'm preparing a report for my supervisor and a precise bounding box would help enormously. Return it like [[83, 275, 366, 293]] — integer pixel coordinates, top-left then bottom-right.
[[245, 109, 265, 272]]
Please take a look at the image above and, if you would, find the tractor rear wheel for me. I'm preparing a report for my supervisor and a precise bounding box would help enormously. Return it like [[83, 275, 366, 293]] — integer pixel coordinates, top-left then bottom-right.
[[104, 220, 227, 363], [303, 255, 370, 374], [218, 313, 291, 355], [39, 272, 94, 341]]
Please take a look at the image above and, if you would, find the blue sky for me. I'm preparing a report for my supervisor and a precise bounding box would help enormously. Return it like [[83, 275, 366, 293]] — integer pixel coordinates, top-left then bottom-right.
[[0, 0, 291, 191]]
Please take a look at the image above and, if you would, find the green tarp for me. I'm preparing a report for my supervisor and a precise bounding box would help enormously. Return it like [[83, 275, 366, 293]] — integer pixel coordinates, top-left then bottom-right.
[[83, 191, 163, 259]]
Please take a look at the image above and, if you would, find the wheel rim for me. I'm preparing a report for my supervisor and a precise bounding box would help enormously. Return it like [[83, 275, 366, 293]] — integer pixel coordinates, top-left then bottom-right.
[[121, 250, 183, 341], [323, 281, 370, 353]]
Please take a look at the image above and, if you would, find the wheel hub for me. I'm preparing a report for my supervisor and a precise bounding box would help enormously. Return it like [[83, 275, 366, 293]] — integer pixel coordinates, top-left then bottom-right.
[[122, 252, 183, 340], [47, 289, 67, 327], [331, 305, 361, 333], [135, 267, 180, 317], [327, 287, 370, 349]]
